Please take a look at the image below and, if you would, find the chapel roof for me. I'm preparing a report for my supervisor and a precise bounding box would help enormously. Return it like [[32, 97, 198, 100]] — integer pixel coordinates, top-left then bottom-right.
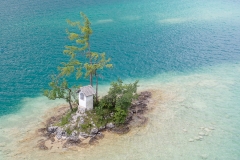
[[79, 85, 96, 97]]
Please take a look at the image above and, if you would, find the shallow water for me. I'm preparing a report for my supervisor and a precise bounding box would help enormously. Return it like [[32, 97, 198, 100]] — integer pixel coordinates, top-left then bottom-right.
[[1, 63, 240, 160], [1, 0, 240, 159]]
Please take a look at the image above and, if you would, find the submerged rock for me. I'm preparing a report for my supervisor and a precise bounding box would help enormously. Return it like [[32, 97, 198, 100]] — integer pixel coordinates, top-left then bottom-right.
[[62, 137, 81, 148], [111, 126, 130, 134], [199, 132, 205, 136], [188, 138, 194, 142], [95, 132, 104, 140], [37, 141, 48, 150], [89, 137, 99, 145]]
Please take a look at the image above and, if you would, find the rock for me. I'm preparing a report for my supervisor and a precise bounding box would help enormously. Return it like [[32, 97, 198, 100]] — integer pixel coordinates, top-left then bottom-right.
[[111, 126, 130, 134], [38, 141, 48, 150], [204, 128, 211, 132], [188, 138, 194, 142], [200, 154, 208, 159], [62, 131, 67, 137], [90, 128, 98, 135], [137, 109, 144, 114], [106, 122, 115, 129], [69, 124, 76, 131], [71, 130, 78, 136], [50, 137, 55, 142], [78, 108, 85, 114], [79, 132, 89, 138], [95, 132, 104, 140], [46, 116, 57, 126], [42, 132, 51, 138], [62, 137, 81, 148], [89, 137, 99, 145], [139, 103, 147, 108], [209, 127, 215, 130], [78, 117, 85, 125], [56, 127, 63, 135], [125, 112, 133, 123], [199, 132, 205, 136], [0, 143, 6, 147], [47, 126, 58, 133], [56, 134, 62, 140], [195, 137, 202, 141], [69, 135, 80, 143], [38, 128, 46, 134], [98, 126, 106, 132], [142, 91, 151, 97], [183, 129, 187, 132]]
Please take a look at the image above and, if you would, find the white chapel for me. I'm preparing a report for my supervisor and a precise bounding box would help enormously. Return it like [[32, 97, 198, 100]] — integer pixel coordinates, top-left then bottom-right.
[[77, 85, 96, 111]]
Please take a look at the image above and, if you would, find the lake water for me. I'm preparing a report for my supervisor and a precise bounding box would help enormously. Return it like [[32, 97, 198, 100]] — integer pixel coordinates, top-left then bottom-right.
[[0, 0, 240, 159]]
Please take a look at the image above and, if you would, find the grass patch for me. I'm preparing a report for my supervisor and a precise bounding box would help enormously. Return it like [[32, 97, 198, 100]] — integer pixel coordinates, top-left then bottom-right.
[[66, 127, 72, 135], [56, 107, 78, 126]]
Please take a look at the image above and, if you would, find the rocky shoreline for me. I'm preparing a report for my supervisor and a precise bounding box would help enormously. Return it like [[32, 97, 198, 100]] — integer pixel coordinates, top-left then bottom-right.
[[36, 91, 152, 150]]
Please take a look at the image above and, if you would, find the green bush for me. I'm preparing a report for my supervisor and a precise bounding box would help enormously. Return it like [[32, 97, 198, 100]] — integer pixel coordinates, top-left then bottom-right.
[[94, 79, 139, 125], [113, 107, 127, 125], [66, 127, 72, 135]]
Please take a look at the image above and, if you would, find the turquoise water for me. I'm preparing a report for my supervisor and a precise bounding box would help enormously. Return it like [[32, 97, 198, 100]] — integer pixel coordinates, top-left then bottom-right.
[[0, 0, 240, 159]]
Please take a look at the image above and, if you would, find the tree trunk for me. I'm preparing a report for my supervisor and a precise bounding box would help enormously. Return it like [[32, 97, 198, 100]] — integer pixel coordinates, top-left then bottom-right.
[[88, 46, 93, 86], [95, 70, 98, 102], [69, 101, 73, 112], [68, 89, 73, 111], [90, 74, 93, 86]]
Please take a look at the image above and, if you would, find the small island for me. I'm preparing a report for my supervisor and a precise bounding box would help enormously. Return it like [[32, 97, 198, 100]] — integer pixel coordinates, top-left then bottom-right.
[[37, 90, 151, 150], [37, 12, 152, 150]]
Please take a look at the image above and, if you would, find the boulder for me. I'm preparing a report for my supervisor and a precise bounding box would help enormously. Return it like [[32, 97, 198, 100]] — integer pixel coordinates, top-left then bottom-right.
[[95, 132, 104, 140], [79, 132, 89, 138], [56, 127, 63, 135], [56, 134, 62, 140], [90, 128, 98, 135], [47, 126, 58, 133], [98, 126, 106, 132], [106, 122, 115, 129], [69, 135, 80, 143]]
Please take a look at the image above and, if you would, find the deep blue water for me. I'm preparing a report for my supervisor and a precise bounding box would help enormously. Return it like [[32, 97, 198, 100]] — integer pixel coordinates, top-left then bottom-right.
[[1, 0, 240, 116]]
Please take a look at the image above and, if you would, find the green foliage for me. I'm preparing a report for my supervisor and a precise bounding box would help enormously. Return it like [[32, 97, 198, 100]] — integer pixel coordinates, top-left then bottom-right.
[[94, 79, 139, 125], [80, 112, 93, 133], [58, 107, 78, 126], [65, 12, 92, 54], [66, 127, 72, 135], [62, 12, 113, 90], [60, 112, 71, 126], [43, 75, 79, 111], [58, 60, 82, 79], [80, 123, 91, 133], [114, 107, 127, 124]]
